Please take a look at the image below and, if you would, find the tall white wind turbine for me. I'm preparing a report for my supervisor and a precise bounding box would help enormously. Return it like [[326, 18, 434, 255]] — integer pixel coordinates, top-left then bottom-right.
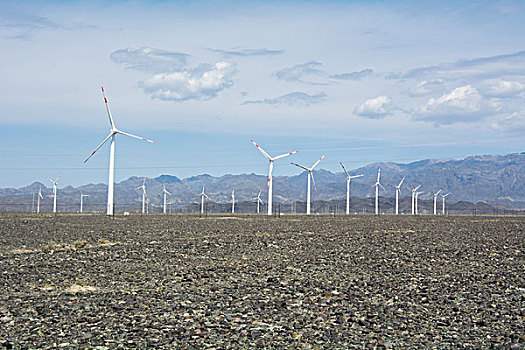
[[433, 190, 442, 215], [199, 185, 209, 214], [48, 176, 60, 213], [291, 154, 325, 215], [231, 190, 235, 214], [415, 191, 424, 215], [441, 192, 450, 215], [340, 162, 363, 215], [37, 186, 43, 214], [250, 140, 298, 216], [253, 190, 264, 214], [84, 87, 156, 216], [136, 178, 147, 214], [162, 185, 172, 214], [410, 185, 421, 215], [80, 192, 90, 213], [371, 168, 385, 215], [391, 176, 405, 215]]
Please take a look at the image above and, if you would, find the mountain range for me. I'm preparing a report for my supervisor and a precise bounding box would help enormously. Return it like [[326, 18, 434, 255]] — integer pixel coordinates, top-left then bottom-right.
[[1, 152, 525, 213]]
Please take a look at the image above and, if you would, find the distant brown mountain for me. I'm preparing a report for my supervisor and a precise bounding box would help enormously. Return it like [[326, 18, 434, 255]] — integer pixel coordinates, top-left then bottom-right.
[[1, 153, 525, 213]]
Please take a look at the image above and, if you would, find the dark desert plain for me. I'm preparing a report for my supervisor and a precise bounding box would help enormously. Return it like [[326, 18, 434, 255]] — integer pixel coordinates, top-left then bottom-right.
[[0, 214, 523, 349]]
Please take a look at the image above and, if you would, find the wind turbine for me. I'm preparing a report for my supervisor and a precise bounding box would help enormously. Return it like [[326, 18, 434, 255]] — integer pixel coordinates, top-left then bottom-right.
[[199, 185, 209, 214], [37, 186, 43, 214], [410, 185, 421, 215], [433, 190, 442, 215], [231, 190, 235, 214], [250, 140, 298, 215], [80, 192, 90, 213], [135, 178, 147, 214], [441, 192, 450, 215], [48, 176, 60, 213], [415, 191, 424, 215], [84, 86, 156, 216], [253, 190, 264, 214], [162, 185, 172, 214], [371, 168, 385, 215], [391, 176, 405, 215], [340, 162, 363, 215], [291, 154, 325, 215]]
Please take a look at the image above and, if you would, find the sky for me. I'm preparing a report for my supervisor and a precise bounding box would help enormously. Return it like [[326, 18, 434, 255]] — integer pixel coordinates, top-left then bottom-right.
[[1, 0, 525, 188]]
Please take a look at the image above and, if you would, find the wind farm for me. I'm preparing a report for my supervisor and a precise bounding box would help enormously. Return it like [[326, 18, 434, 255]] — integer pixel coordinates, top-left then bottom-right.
[[1, 0, 525, 348]]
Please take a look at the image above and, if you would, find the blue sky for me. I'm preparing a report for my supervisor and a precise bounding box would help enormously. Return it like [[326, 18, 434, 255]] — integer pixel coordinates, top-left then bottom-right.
[[1, 0, 525, 188]]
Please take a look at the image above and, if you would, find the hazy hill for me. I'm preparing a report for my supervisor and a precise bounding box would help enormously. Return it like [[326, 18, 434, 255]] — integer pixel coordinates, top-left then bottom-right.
[[1, 153, 525, 212]]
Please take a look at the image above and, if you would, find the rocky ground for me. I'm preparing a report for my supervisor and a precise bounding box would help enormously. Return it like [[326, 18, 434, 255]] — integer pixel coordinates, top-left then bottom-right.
[[0, 214, 523, 349]]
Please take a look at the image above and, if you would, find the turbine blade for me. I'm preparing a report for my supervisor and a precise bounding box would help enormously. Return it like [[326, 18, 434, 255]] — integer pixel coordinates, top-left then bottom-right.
[[311, 154, 325, 169], [350, 174, 364, 179], [118, 130, 157, 144], [291, 162, 309, 171], [274, 150, 299, 160], [339, 162, 350, 177], [84, 132, 113, 163], [311, 171, 317, 190], [250, 140, 272, 160], [101, 86, 116, 130], [398, 176, 405, 187], [379, 183, 385, 191], [376, 168, 381, 183]]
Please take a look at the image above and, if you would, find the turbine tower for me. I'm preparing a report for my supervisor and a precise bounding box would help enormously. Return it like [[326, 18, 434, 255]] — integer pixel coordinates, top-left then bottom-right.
[[340, 162, 363, 215], [199, 186, 209, 214], [84, 86, 156, 216], [291, 154, 325, 215], [415, 191, 424, 215], [391, 176, 405, 215], [250, 140, 298, 215], [37, 186, 43, 214], [253, 190, 264, 214], [80, 192, 90, 213], [441, 192, 450, 215], [162, 185, 172, 214], [410, 185, 421, 215], [231, 190, 235, 214], [48, 176, 60, 213], [433, 190, 442, 215], [135, 178, 147, 214], [371, 169, 385, 215]]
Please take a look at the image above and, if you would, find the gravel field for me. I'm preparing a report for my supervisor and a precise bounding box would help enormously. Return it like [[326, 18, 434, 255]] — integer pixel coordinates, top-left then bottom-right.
[[0, 214, 524, 349]]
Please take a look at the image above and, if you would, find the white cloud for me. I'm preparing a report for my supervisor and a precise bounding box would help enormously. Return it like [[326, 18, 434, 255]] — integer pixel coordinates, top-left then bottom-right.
[[407, 79, 445, 96], [480, 79, 525, 98], [111, 47, 190, 74], [242, 91, 326, 106], [330, 69, 374, 81], [354, 95, 393, 119], [416, 85, 501, 124], [274, 61, 327, 84], [208, 47, 284, 57], [140, 62, 237, 102], [490, 111, 525, 133]]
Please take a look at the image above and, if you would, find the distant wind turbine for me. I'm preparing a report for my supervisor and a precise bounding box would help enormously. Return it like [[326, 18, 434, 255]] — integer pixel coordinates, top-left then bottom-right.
[[80, 192, 90, 213], [199, 185, 209, 214], [253, 190, 264, 214], [84, 86, 156, 216], [135, 178, 147, 214], [48, 176, 60, 213], [410, 185, 421, 215], [441, 192, 450, 215], [415, 191, 424, 215], [37, 186, 43, 214], [231, 190, 235, 214], [391, 176, 405, 215], [371, 168, 385, 215], [433, 190, 442, 215], [340, 162, 363, 215], [250, 140, 298, 215], [162, 185, 172, 214], [291, 154, 325, 215]]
